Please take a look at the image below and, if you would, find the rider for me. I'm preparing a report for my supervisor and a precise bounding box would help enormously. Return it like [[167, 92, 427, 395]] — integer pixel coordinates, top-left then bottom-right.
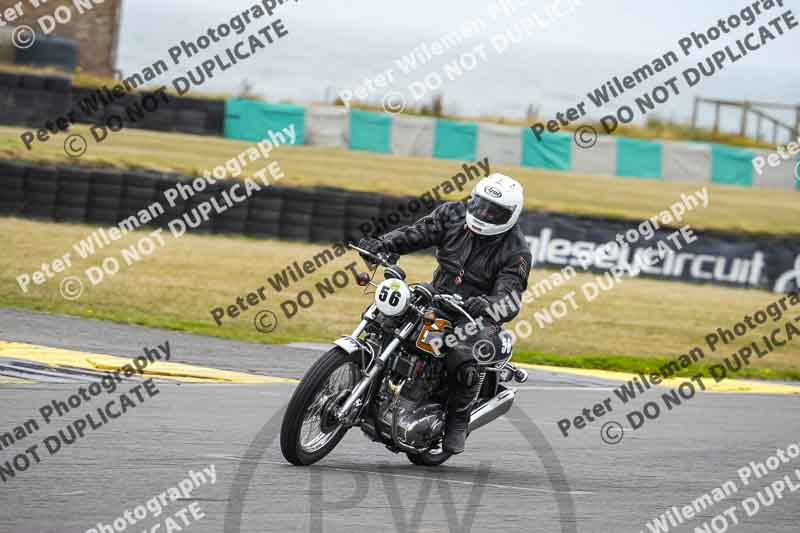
[[358, 173, 532, 454]]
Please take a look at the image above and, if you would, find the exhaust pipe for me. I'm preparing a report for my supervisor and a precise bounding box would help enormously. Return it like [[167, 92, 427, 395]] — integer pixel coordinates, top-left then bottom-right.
[[468, 387, 515, 433]]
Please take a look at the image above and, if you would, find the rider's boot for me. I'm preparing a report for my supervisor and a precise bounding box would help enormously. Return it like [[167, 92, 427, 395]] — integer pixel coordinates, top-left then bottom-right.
[[444, 362, 481, 454]]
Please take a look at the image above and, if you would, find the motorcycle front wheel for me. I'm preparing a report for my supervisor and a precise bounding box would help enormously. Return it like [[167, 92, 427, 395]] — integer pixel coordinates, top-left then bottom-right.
[[281, 347, 360, 466]]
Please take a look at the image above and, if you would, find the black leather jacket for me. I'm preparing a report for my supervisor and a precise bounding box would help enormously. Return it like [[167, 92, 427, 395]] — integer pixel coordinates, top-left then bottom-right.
[[378, 201, 532, 324]]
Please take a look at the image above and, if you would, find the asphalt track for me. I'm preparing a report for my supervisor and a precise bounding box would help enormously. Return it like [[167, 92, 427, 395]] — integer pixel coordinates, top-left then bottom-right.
[[1, 308, 799, 533]]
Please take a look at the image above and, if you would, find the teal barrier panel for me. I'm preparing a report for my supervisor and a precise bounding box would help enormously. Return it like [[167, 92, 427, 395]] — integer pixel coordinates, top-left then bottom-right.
[[616, 137, 662, 179], [796, 155, 800, 192], [521, 129, 571, 170], [349, 109, 392, 153], [711, 144, 753, 187], [224, 99, 305, 143], [433, 120, 478, 161]]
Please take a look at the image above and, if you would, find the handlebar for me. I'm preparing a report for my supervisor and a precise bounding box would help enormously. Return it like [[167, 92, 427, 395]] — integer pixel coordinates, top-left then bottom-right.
[[348, 243, 398, 268], [434, 294, 477, 327], [349, 243, 476, 326]]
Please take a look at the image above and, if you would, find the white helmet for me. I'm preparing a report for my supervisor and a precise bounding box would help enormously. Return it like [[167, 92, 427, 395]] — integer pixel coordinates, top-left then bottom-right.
[[465, 173, 524, 236]]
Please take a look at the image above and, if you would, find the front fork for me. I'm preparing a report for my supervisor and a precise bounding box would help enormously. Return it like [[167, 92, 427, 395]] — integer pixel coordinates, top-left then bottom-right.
[[336, 317, 416, 422]]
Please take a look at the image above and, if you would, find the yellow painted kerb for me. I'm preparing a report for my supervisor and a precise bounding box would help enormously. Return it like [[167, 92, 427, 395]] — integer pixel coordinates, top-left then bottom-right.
[[517, 363, 800, 395], [0, 341, 297, 384]]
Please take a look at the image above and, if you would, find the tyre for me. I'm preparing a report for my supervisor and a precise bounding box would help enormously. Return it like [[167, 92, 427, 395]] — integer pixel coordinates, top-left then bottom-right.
[[248, 189, 283, 220], [91, 169, 125, 188], [0, 201, 24, 215], [23, 192, 56, 219], [176, 109, 207, 134], [0, 71, 19, 89], [89, 195, 122, 210], [16, 35, 78, 72], [142, 106, 176, 132], [346, 192, 382, 238], [155, 175, 187, 222], [246, 188, 283, 237], [87, 208, 119, 224], [58, 166, 91, 195], [310, 223, 346, 244], [313, 188, 348, 216], [71, 87, 101, 124], [54, 205, 87, 222], [185, 190, 217, 233], [406, 446, 454, 467], [45, 76, 72, 93], [57, 192, 88, 208], [18, 74, 47, 91], [281, 347, 361, 466], [0, 190, 24, 214], [244, 220, 280, 237], [215, 198, 249, 235], [25, 166, 59, 193], [311, 189, 347, 242], [0, 161, 26, 191], [204, 102, 225, 135], [280, 212, 312, 241], [0, 87, 17, 123], [279, 189, 314, 241], [12, 89, 42, 125], [103, 104, 128, 125]]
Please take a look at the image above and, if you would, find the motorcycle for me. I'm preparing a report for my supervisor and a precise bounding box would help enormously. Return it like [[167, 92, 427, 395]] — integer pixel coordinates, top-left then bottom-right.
[[280, 243, 529, 466]]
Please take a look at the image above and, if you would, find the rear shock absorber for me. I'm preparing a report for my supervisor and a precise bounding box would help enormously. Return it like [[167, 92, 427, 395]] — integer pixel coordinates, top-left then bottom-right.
[[473, 369, 487, 401]]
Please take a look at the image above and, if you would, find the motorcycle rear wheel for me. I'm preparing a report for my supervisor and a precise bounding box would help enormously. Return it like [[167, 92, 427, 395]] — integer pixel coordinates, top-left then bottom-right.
[[281, 347, 360, 466]]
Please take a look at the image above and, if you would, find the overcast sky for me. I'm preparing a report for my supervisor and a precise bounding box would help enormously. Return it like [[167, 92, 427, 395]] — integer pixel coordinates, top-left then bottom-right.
[[117, 0, 799, 126]]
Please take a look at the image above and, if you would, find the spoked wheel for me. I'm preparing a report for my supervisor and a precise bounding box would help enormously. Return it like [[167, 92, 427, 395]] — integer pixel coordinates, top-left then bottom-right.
[[406, 441, 454, 467], [281, 347, 360, 466]]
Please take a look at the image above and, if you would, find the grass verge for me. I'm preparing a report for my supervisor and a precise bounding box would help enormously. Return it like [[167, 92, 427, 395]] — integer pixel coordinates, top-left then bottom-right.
[[2, 217, 798, 381]]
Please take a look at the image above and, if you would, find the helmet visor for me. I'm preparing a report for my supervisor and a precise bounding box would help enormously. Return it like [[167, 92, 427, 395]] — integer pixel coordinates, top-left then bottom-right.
[[467, 196, 513, 225]]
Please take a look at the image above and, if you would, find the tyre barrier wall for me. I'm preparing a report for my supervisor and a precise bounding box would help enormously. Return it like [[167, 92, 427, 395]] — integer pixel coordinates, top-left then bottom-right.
[[0, 28, 79, 72], [0, 160, 433, 247], [0, 72, 225, 136], [2, 159, 798, 294], [0, 71, 72, 129], [15, 34, 79, 72], [69, 87, 225, 137]]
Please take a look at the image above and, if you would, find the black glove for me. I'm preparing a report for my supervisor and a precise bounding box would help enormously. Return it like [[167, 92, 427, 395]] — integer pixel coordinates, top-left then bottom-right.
[[357, 238, 385, 263], [463, 296, 491, 319]]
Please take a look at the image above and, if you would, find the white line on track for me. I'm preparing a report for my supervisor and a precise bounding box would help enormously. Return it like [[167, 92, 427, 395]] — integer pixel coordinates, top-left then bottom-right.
[[514, 386, 616, 391], [56, 491, 87, 497], [203, 454, 594, 495]]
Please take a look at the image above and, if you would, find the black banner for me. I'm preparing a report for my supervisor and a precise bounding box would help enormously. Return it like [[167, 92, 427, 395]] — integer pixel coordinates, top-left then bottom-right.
[[517, 212, 800, 293]]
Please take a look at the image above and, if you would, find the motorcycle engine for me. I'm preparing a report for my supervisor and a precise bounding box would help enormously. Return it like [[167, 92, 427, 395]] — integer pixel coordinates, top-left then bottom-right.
[[375, 351, 446, 448]]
